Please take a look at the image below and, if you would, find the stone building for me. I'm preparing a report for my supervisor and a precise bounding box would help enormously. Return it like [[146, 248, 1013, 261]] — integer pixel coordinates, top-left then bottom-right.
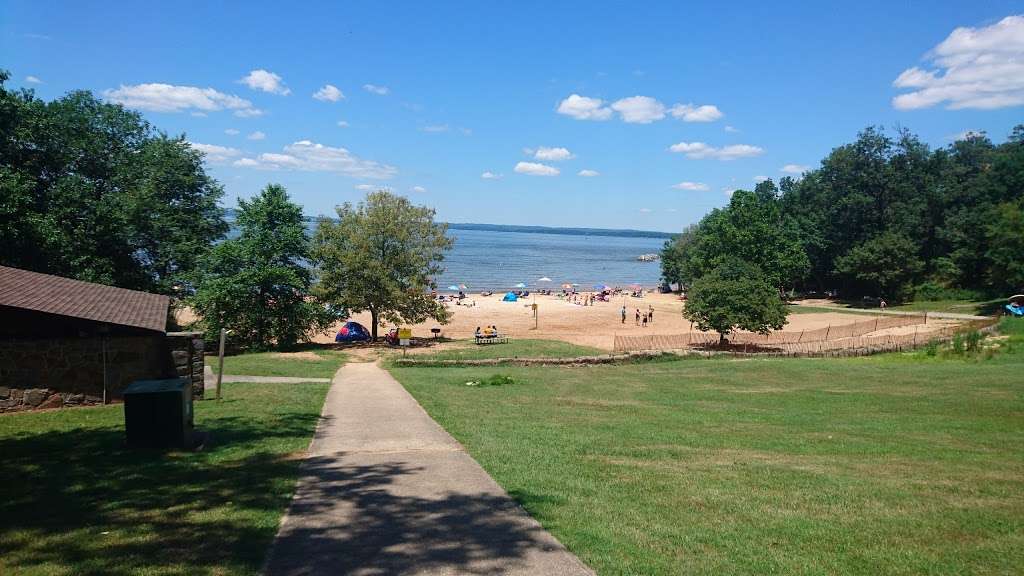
[[0, 266, 204, 412]]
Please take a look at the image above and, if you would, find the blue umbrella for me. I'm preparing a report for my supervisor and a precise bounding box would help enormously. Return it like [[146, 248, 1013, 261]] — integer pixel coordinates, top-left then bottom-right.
[[447, 285, 459, 290], [593, 284, 610, 290], [515, 282, 527, 288]]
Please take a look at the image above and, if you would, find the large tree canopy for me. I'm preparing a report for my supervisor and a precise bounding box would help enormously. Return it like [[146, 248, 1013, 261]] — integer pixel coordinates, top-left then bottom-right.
[[683, 258, 788, 343], [0, 70, 226, 293], [311, 190, 453, 339], [191, 184, 333, 350]]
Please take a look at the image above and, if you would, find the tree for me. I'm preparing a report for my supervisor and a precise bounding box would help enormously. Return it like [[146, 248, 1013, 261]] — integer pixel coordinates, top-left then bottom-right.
[[191, 185, 333, 350], [0, 70, 226, 293], [311, 190, 453, 339], [833, 230, 923, 301], [985, 200, 1024, 294], [683, 258, 787, 344]]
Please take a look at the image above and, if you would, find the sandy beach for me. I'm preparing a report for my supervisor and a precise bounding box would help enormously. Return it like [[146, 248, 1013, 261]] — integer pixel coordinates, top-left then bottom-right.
[[315, 292, 955, 350]]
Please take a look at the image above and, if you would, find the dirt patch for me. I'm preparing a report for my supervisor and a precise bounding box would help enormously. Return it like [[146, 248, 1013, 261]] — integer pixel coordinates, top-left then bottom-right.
[[271, 351, 323, 361]]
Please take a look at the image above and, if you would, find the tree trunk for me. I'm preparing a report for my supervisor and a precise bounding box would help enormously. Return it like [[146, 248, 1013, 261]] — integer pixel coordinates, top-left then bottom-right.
[[370, 308, 378, 340]]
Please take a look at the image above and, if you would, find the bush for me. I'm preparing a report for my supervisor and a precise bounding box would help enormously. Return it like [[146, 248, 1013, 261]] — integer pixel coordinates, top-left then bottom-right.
[[464, 374, 515, 387], [913, 281, 983, 302]]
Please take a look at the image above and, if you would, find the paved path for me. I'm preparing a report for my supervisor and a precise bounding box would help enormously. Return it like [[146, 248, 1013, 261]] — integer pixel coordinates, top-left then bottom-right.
[[263, 361, 593, 576]]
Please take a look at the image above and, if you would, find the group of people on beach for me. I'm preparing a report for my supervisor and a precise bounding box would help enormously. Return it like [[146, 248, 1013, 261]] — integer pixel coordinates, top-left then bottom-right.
[[475, 325, 500, 338], [621, 304, 654, 327]]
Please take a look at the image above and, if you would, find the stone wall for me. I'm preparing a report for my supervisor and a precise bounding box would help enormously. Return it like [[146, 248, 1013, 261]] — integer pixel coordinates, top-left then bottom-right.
[[0, 332, 204, 413]]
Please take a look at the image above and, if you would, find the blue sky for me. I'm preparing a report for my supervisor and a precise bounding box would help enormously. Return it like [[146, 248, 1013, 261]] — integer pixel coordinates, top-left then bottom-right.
[[4, 1, 1024, 232]]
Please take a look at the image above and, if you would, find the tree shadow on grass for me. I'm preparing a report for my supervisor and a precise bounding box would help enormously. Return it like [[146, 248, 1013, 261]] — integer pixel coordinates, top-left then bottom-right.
[[0, 413, 323, 575]]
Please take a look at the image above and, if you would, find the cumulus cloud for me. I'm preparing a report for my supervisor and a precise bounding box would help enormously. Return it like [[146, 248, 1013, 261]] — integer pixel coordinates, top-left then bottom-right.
[[354, 184, 377, 191], [527, 146, 574, 161], [240, 69, 290, 95], [410, 185, 426, 193], [225, 128, 240, 135], [481, 171, 502, 179], [780, 164, 809, 174], [671, 181, 709, 191], [892, 15, 1024, 110], [105, 83, 263, 117], [421, 124, 449, 133], [247, 131, 266, 141], [363, 83, 389, 95], [556, 94, 613, 120], [722, 187, 738, 198], [669, 141, 764, 160], [611, 95, 665, 123], [233, 158, 259, 167], [313, 84, 344, 102], [724, 125, 740, 133], [670, 103, 723, 122], [232, 140, 397, 179], [638, 207, 652, 213], [25, 75, 42, 84], [337, 120, 350, 128], [754, 175, 769, 183], [514, 161, 559, 176], [189, 142, 242, 164], [577, 169, 600, 177]]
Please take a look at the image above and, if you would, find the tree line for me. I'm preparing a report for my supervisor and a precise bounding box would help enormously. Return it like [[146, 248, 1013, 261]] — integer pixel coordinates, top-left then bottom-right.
[[0, 72, 451, 350], [663, 125, 1024, 303]]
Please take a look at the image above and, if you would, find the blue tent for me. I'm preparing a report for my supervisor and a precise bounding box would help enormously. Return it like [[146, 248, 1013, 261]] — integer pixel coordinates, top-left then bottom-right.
[[335, 321, 372, 342], [503, 291, 518, 302]]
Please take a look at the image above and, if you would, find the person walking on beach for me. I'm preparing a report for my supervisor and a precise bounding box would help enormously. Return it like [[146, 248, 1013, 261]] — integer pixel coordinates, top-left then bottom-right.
[[648, 304, 654, 324], [642, 313, 648, 328], [635, 309, 641, 326], [620, 305, 626, 324]]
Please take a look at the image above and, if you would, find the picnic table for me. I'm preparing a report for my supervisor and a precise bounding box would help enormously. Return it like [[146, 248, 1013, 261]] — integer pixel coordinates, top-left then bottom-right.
[[475, 333, 509, 345]]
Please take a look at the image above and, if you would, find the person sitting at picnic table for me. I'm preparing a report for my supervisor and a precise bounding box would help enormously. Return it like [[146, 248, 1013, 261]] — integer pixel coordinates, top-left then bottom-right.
[[475, 326, 482, 338], [482, 325, 496, 338]]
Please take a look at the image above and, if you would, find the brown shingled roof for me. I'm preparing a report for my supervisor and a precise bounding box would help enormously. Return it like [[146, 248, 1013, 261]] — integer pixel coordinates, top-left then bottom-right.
[[0, 266, 169, 333]]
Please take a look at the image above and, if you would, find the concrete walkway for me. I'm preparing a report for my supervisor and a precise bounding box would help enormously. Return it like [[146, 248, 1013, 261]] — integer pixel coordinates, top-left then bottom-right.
[[263, 361, 593, 576]]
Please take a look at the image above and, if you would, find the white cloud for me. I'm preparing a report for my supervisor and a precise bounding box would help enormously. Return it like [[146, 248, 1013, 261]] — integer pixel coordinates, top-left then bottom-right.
[[754, 175, 769, 183], [671, 181, 709, 191], [225, 128, 240, 135], [313, 84, 344, 102], [556, 94, 613, 120], [354, 184, 377, 191], [514, 161, 559, 176], [104, 83, 263, 117], [191, 112, 207, 117], [240, 69, 290, 95], [189, 142, 242, 164], [529, 146, 574, 161], [722, 187, 738, 198], [666, 208, 678, 213], [25, 75, 42, 84], [459, 127, 473, 136], [611, 95, 665, 123], [363, 83, 389, 95], [232, 140, 397, 179], [724, 125, 740, 133], [247, 131, 266, 141], [639, 207, 652, 213], [337, 120, 350, 128], [670, 103, 723, 122], [668, 141, 764, 160], [577, 169, 600, 177], [233, 158, 259, 167], [780, 163, 809, 174], [421, 124, 449, 133], [948, 129, 984, 140], [892, 15, 1024, 110], [410, 185, 426, 193], [481, 171, 502, 179]]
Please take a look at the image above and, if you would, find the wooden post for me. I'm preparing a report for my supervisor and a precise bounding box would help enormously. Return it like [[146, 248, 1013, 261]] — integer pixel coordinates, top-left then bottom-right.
[[216, 328, 226, 400]]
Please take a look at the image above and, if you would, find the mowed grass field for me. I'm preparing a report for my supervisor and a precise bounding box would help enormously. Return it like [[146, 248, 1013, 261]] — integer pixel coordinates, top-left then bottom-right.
[[389, 322, 1024, 575], [0, 381, 329, 576], [414, 338, 606, 361], [206, 347, 347, 378]]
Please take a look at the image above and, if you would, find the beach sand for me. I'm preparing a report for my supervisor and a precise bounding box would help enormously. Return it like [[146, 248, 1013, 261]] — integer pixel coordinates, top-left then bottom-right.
[[314, 292, 950, 350]]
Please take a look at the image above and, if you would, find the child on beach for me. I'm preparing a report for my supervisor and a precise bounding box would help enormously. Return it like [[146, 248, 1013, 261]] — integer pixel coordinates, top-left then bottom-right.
[[642, 313, 648, 327], [635, 309, 641, 325]]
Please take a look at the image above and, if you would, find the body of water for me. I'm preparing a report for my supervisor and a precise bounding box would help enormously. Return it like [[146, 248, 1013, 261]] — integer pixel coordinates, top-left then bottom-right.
[[435, 228, 667, 292]]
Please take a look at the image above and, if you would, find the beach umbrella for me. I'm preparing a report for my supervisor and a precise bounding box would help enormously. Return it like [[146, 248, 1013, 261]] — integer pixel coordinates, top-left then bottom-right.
[[447, 285, 459, 291], [538, 277, 552, 282], [561, 283, 573, 289], [458, 284, 468, 290], [515, 282, 527, 288], [593, 284, 609, 291], [629, 283, 643, 291]]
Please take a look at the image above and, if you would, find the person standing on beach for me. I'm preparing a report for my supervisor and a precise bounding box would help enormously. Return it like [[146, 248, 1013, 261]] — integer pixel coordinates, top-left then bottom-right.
[[642, 313, 648, 328], [620, 305, 626, 323], [635, 309, 641, 325], [648, 304, 654, 323]]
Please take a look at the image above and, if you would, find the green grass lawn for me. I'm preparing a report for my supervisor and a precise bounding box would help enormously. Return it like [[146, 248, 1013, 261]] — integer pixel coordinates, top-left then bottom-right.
[[0, 381, 329, 576], [887, 298, 1005, 315], [410, 338, 606, 361], [389, 321, 1024, 575], [206, 347, 347, 378], [786, 305, 884, 316]]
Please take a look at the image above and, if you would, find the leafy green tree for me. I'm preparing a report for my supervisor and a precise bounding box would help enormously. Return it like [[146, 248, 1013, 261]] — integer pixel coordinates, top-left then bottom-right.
[[683, 258, 788, 344], [311, 190, 453, 339], [191, 185, 333, 350], [0, 70, 226, 293], [985, 200, 1024, 294], [833, 230, 923, 301]]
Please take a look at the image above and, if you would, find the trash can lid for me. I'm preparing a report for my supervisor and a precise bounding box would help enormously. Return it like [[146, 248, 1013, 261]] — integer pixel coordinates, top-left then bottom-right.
[[124, 378, 188, 395]]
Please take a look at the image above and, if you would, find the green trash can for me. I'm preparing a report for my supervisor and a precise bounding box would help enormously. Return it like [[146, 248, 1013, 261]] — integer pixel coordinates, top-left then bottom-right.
[[123, 378, 194, 449]]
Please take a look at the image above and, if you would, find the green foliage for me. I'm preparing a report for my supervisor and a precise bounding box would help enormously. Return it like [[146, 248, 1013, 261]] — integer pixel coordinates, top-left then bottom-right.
[[682, 258, 788, 342], [833, 230, 923, 301], [312, 190, 453, 339], [464, 374, 515, 387], [191, 184, 334, 350], [0, 70, 226, 293], [984, 199, 1024, 294]]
